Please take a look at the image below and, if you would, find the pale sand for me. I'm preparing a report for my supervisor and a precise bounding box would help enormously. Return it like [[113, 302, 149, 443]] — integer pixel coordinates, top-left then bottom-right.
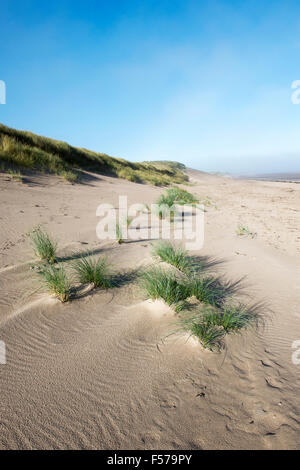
[[0, 169, 299, 449]]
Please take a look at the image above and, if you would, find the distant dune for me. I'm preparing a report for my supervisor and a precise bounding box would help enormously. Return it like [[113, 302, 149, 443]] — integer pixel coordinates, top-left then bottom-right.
[[0, 123, 187, 186], [243, 173, 300, 182]]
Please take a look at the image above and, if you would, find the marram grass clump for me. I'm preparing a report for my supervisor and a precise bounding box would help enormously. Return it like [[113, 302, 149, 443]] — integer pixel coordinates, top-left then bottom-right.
[[156, 192, 177, 208], [39, 264, 71, 302], [152, 203, 176, 221], [181, 302, 262, 350], [152, 241, 192, 273], [29, 226, 57, 264], [7, 169, 23, 182], [190, 275, 240, 308], [153, 187, 198, 220], [187, 319, 225, 351], [153, 192, 177, 220], [60, 170, 80, 184], [72, 255, 113, 288], [142, 241, 260, 350], [218, 304, 261, 332], [141, 267, 190, 307], [166, 187, 199, 205]]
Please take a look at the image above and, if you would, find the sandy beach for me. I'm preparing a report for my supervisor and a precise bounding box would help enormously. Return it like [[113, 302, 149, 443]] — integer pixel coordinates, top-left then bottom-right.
[[0, 168, 299, 450]]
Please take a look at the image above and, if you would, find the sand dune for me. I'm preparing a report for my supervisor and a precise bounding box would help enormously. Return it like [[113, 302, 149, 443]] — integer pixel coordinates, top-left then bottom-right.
[[0, 169, 299, 449]]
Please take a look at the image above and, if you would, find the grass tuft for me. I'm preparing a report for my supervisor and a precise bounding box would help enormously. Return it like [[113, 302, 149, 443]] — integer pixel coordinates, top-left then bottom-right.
[[29, 226, 57, 264], [115, 223, 124, 244], [141, 267, 190, 306], [190, 275, 241, 307], [152, 241, 192, 273], [122, 215, 133, 228], [152, 203, 175, 221], [236, 224, 257, 238], [166, 187, 199, 205], [187, 319, 225, 351], [39, 264, 71, 302], [218, 304, 261, 332], [153, 193, 177, 220], [72, 254, 113, 288], [156, 192, 177, 207], [153, 187, 198, 220], [7, 169, 23, 182], [60, 170, 80, 183], [182, 301, 262, 349]]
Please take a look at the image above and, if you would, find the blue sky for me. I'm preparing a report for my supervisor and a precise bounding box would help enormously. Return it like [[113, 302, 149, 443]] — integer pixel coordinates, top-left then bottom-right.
[[1, 0, 300, 174]]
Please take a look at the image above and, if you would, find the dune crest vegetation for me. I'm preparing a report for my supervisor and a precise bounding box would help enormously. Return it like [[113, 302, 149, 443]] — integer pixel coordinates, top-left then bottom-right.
[[0, 123, 188, 186]]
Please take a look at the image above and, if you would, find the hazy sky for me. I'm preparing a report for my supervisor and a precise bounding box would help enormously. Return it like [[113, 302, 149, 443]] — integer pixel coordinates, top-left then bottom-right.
[[1, 0, 300, 174]]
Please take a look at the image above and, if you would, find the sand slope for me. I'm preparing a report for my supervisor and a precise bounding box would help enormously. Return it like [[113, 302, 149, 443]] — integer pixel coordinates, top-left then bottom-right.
[[0, 170, 299, 449]]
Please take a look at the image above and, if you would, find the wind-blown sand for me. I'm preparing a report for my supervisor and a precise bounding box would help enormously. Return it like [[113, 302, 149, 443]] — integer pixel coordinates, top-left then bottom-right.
[[0, 169, 299, 449]]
